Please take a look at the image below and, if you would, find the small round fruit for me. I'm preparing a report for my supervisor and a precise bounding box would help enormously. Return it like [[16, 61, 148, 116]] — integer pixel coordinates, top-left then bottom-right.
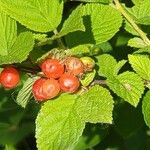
[[42, 79, 60, 99], [41, 59, 64, 79], [80, 57, 95, 71], [0, 67, 20, 89], [59, 73, 80, 93], [32, 78, 47, 101], [65, 57, 84, 76]]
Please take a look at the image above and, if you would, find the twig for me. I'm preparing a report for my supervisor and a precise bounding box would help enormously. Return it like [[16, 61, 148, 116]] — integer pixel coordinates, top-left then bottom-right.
[[113, 0, 150, 45], [53, 29, 66, 49]]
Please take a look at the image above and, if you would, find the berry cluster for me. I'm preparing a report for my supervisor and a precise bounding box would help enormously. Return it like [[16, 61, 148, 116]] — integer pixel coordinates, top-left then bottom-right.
[[0, 56, 95, 102], [32, 57, 86, 102]]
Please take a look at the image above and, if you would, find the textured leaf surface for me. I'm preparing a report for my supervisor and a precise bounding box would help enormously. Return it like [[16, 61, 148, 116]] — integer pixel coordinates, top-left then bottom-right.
[[0, 32, 34, 65], [0, 11, 17, 56], [84, 4, 122, 43], [73, 0, 111, 3], [136, 46, 150, 53], [36, 86, 114, 149], [114, 60, 127, 75], [52, 5, 85, 39], [36, 94, 85, 150], [97, 54, 127, 77], [107, 71, 144, 107], [66, 4, 122, 47], [80, 70, 96, 86], [124, 21, 139, 36], [16, 77, 38, 108], [129, 1, 150, 25], [0, 0, 63, 32], [75, 85, 114, 123], [128, 37, 147, 48], [132, 0, 149, 5], [142, 91, 150, 128], [65, 44, 93, 57], [96, 54, 117, 77], [128, 54, 150, 80]]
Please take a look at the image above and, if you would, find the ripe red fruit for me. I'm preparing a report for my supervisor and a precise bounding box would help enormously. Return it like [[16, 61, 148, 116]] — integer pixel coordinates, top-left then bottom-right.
[[0, 67, 20, 89], [59, 73, 80, 93], [32, 78, 47, 101], [65, 57, 84, 76], [41, 59, 64, 79], [42, 79, 60, 99]]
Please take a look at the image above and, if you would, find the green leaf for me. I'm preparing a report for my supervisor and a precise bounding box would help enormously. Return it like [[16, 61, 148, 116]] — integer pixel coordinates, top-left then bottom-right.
[[0, 11, 17, 56], [96, 42, 113, 53], [0, 0, 64, 32], [52, 5, 85, 39], [84, 4, 122, 43], [125, 20, 150, 36], [96, 54, 127, 77], [128, 54, 150, 81], [65, 44, 93, 57], [129, 1, 150, 25], [142, 91, 150, 128], [72, 0, 111, 3], [132, 0, 149, 5], [80, 70, 96, 86], [36, 86, 114, 150], [128, 37, 147, 48], [16, 77, 38, 108], [114, 60, 127, 75], [96, 54, 117, 77], [0, 32, 34, 65], [36, 94, 85, 150], [33, 33, 47, 41], [107, 71, 144, 107], [75, 85, 114, 123], [136, 46, 150, 53], [65, 4, 122, 47], [124, 21, 139, 36]]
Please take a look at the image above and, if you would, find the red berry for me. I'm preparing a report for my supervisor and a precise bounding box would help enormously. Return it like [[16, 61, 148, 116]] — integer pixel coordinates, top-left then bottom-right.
[[0, 67, 20, 89], [32, 78, 47, 101], [42, 79, 60, 99], [41, 59, 64, 79], [65, 57, 84, 76], [59, 73, 80, 93]]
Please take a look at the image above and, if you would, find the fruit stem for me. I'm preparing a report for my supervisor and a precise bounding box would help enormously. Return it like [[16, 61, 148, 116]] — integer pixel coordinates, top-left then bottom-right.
[[113, 0, 150, 45], [53, 29, 66, 49]]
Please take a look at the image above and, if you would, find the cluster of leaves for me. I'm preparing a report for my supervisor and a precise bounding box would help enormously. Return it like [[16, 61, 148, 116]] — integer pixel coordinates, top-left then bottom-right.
[[0, 0, 150, 150]]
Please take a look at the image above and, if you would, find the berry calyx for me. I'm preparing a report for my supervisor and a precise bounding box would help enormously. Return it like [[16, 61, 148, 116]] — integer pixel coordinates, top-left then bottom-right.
[[32, 78, 47, 101], [59, 73, 80, 93], [0, 67, 20, 89], [65, 57, 84, 76], [42, 79, 60, 99], [80, 57, 95, 71], [41, 59, 64, 79]]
